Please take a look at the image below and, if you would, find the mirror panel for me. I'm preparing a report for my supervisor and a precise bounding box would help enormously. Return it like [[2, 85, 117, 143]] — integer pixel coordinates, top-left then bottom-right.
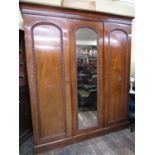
[[76, 28, 98, 130]]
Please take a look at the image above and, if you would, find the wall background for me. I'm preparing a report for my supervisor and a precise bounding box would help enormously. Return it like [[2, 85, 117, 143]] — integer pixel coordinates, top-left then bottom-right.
[[19, 0, 135, 77], [131, 19, 135, 78]]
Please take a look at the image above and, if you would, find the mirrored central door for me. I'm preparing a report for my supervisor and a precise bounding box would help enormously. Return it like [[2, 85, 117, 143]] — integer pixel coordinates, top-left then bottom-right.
[[69, 19, 104, 134], [75, 28, 98, 130]]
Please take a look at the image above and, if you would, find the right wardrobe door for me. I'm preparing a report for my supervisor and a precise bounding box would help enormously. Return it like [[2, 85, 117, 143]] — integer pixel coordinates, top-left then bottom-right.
[[104, 22, 131, 126]]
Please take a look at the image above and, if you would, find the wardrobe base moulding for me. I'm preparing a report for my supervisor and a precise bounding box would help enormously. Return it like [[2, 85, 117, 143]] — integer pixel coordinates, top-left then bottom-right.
[[34, 122, 129, 154]]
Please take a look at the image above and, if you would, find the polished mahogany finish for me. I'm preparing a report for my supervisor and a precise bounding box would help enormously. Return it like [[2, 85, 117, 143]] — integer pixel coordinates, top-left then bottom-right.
[[20, 2, 133, 153], [69, 19, 104, 135], [103, 23, 131, 126], [22, 15, 72, 145]]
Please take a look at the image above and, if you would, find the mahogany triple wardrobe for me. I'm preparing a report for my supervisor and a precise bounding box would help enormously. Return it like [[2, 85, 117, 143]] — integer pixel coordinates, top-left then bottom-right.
[[20, 2, 133, 153]]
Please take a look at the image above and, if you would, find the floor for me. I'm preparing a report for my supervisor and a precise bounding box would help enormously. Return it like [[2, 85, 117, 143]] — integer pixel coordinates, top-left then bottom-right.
[[78, 110, 97, 129], [20, 129, 135, 155]]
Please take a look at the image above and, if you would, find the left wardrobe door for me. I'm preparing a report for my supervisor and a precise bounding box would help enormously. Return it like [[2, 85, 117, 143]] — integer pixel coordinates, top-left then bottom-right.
[[23, 15, 72, 145]]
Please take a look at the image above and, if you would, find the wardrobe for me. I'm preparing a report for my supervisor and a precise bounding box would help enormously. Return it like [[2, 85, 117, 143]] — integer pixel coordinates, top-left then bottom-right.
[[20, 2, 133, 153]]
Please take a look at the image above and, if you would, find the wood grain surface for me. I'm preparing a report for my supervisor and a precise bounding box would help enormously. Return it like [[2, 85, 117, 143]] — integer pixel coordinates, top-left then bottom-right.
[[20, 1, 133, 153]]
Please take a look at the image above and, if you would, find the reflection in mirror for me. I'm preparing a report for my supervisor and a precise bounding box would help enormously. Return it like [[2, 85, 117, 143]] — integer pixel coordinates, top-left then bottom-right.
[[76, 28, 98, 130]]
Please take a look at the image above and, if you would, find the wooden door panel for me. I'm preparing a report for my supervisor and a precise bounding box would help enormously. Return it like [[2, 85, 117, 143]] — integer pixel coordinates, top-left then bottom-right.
[[104, 23, 131, 126], [23, 15, 71, 144], [69, 19, 104, 135], [33, 24, 66, 138]]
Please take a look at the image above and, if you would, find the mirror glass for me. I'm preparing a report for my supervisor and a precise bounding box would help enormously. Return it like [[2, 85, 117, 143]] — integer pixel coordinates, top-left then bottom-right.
[[76, 28, 98, 130]]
